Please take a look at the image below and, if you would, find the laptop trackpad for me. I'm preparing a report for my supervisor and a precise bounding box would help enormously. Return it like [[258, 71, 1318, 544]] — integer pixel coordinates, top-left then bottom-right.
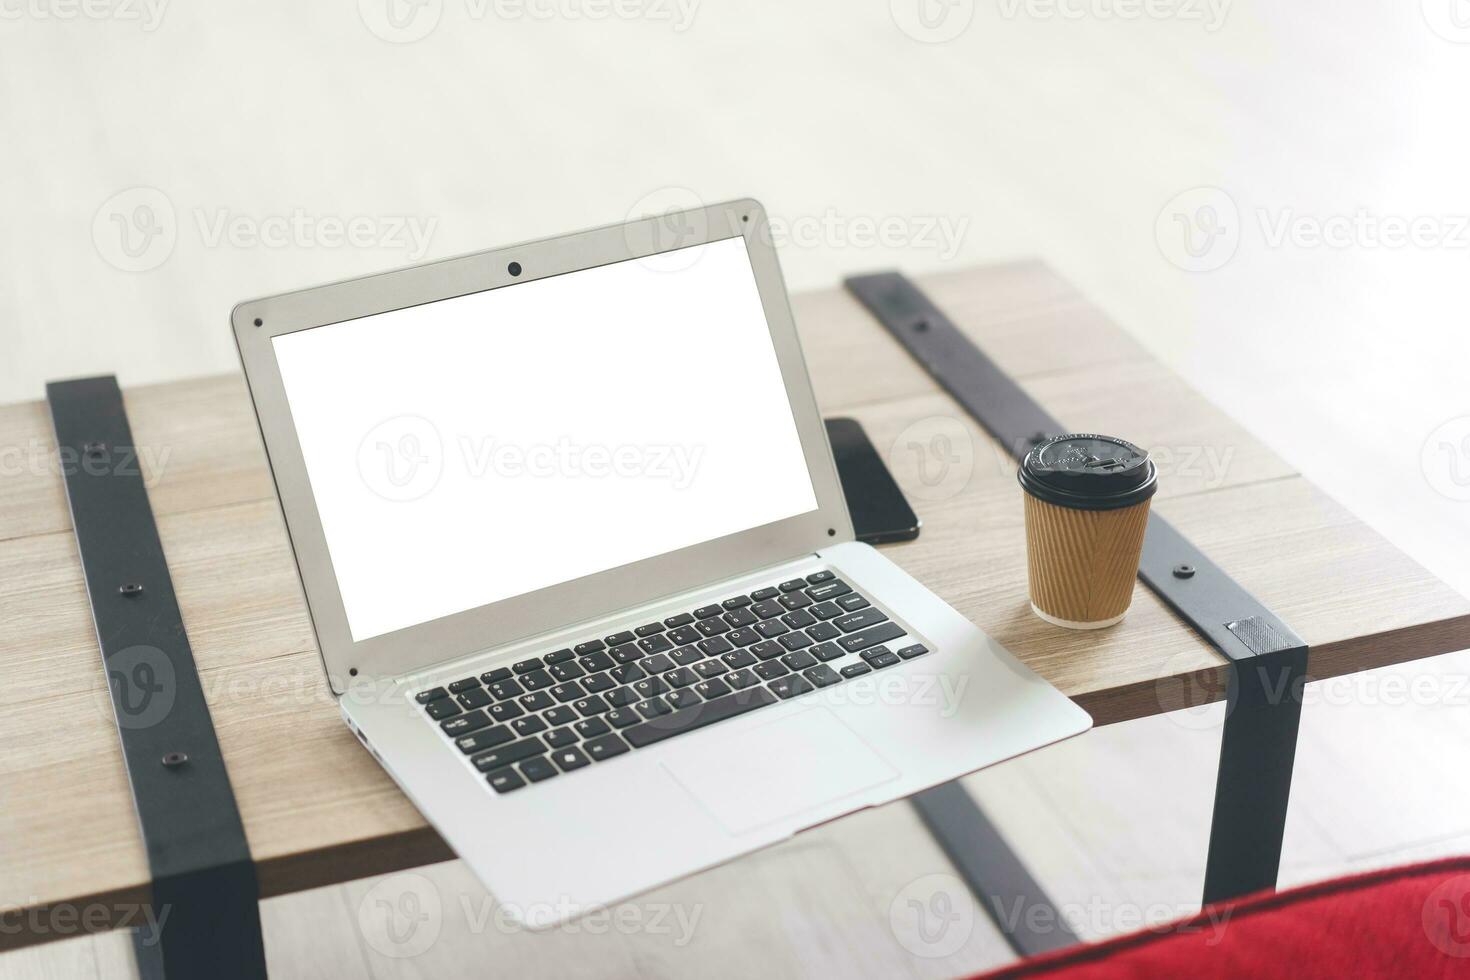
[[662, 707, 899, 835]]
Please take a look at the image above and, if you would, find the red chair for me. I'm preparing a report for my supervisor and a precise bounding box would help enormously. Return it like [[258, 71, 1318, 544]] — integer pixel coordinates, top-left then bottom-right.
[[975, 857, 1470, 979]]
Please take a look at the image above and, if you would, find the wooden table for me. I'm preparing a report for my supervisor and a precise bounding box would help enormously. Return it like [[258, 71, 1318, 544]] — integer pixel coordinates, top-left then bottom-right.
[[3, 260, 1467, 954]]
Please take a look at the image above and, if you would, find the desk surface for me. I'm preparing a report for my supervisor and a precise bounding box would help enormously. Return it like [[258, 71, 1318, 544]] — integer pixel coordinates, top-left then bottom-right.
[[3, 260, 1467, 949]]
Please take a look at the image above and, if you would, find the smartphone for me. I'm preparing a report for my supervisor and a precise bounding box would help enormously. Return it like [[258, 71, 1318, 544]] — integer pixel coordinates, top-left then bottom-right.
[[825, 417, 921, 545]]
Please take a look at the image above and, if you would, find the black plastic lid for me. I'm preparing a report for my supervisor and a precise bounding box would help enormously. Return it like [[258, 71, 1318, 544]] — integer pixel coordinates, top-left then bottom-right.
[[1018, 434, 1158, 511]]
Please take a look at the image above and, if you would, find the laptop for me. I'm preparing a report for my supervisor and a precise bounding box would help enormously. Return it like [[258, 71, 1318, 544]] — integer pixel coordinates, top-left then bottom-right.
[[232, 199, 1091, 926]]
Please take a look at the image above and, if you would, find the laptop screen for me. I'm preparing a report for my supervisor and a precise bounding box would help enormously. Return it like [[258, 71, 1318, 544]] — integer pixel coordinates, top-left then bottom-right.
[[272, 235, 819, 642]]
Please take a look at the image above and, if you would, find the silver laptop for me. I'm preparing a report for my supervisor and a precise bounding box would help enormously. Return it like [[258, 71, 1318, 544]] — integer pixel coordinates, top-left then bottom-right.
[[232, 199, 1091, 927]]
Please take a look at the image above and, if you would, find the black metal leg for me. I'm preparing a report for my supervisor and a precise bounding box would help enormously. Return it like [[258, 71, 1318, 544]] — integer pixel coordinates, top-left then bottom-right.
[[911, 783, 1078, 957], [48, 376, 267, 979], [1201, 645, 1308, 905]]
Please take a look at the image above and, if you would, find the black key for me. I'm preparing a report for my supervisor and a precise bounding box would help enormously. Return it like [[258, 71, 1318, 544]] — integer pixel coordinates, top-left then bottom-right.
[[606, 687, 639, 707], [721, 649, 756, 669], [544, 649, 575, 664], [803, 665, 842, 688], [668, 625, 701, 646], [582, 672, 616, 693], [751, 640, 785, 661], [583, 733, 630, 762], [898, 643, 930, 660], [810, 601, 843, 620], [550, 662, 586, 682], [486, 768, 525, 794], [835, 608, 890, 633], [778, 579, 806, 592], [573, 695, 610, 717], [781, 609, 816, 630], [578, 651, 614, 673], [488, 701, 524, 722], [723, 607, 758, 628], [840, 662, 873, 678], [751, 587, 780, 601], [870, 650, 900, 669], [610, 643, 644, 664], [693, 604, 723, 619], [456, 688, 492, 710], [694, 677, 731, 700], [806, 570, 835, 584], [726, 668, 759, 689], [448, 676, 481, 694], [545, 727, 578, 749], [860, 645, 895, 664], [641, 654, 674, 674], [667, 688, 702, 710], [665, 667, 697, 688], [574, 639, 606, 656], [663, 613, 695, 628], [812, 642, 844, 662], [806, 579, 853, 602], [698, 636, 734, 656], [695, 617, 729, 638], [441, 710, 491, 736], [638, 633, 673, 654], [671, 645, 704, 666], [512, 657, 543, 674], [575, 717, 611, 739], [605, 707, 640, 728], [695, 659, 729, 679], [723, 627, 760, 648], [611, 663, 646, 684], [634, 621, 665, 637], [487, 678, 524, 700], [839, 622, 906, 653], [480, 667, 513, 684], [604, 630, 636, 647], [779, 632, 813, 651], [550, 681, 585, 703], [753, 661, 789, 680], [769, 675, 814, 699], [722, 594, 752, 609], [456, 724, 513, 754], [512, 715, 547, 737], [634, 696, 672, 719], [550, 746, 591, 772], [755, 620, 790, 639], [520, 756, 558, 782], [632, 676, 668, 698], [808, 622, 841, 642], [624, 687, 778, 748], [519, 669, 554, 691], [781, 650, 817, 671], [779, 591, 813, 610], [751, 599, 785, 620], [472, 736, 546, 772], [416, 687, 449, 705], [545, 705, 577, 726], [836, 594, 870, 612]]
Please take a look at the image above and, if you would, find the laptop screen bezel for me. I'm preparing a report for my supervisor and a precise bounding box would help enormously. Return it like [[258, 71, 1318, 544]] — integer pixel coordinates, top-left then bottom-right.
[[232, 199, 854, 695]]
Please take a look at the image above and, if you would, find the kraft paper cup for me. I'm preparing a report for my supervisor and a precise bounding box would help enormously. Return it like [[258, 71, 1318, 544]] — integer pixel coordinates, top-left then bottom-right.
[[1018, 434, 1158, 630]]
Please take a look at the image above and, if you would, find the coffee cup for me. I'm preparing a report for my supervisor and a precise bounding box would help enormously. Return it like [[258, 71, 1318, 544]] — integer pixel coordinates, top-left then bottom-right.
[[1018, 434, 1158, 629]]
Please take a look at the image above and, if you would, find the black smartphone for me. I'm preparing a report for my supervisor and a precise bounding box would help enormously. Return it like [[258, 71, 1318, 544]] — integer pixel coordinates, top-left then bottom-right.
[[825, 417, 921, 545]]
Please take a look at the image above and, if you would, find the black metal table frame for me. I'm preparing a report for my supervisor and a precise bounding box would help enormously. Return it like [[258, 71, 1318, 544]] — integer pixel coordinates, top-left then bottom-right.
[[847, 272, 1307, 957], [44, 276, 1307, 974]]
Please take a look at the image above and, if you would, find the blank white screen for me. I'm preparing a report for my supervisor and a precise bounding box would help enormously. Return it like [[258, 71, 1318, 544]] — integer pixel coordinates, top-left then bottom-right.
[[273, 236, 818, 642]]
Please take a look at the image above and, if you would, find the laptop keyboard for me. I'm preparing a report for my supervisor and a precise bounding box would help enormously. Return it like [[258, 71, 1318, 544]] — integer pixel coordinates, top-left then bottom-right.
[[413, 571, 930, 795]]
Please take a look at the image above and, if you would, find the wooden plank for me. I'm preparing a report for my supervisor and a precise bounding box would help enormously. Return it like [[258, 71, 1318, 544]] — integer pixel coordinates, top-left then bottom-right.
[[2, 261, 1467, 952]]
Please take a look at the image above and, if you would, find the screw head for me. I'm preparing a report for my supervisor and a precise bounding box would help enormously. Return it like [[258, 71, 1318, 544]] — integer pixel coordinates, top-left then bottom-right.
[[161, 751, 188, 768], [1173, 564, 1196, 579], [119, 582, 144, 597]]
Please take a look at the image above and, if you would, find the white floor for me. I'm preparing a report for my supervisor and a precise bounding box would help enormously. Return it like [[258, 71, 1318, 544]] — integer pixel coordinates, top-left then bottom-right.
[[3, 1, 1468, 976]]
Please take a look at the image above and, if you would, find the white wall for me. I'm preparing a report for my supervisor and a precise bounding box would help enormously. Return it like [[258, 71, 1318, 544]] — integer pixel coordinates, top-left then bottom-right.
[[2, 0, 1465, 594]]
